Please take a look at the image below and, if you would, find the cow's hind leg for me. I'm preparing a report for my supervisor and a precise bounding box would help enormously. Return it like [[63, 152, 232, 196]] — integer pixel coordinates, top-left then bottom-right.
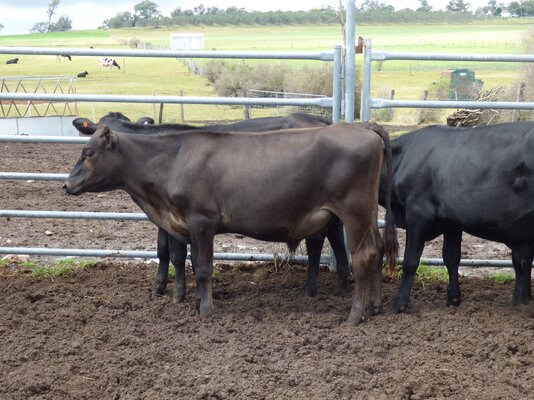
[[189, 217, 215, 317], [169, 236, 188, 304], [510, 243, 534, 306], [443, 229, 462, 306], [327, 217, 351, 290], [303, 232, 324, 297], [346, 224, 382, 326], [152, 228, 171, 296], [393, 228, 426, 313]]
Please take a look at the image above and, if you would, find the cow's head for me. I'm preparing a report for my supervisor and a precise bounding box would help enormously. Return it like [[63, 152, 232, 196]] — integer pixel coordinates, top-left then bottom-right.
[[63, 125, 121, 196]]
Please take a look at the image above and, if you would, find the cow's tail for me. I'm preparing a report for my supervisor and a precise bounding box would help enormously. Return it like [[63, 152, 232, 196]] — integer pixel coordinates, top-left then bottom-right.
[[367, 123, 398, 273]]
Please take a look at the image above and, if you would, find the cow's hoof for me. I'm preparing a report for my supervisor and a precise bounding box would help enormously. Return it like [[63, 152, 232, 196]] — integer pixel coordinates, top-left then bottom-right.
[[303, 286, 317, 298], [152, 287, 165, 297], [447, 296, 461, 307], [173, 294, 186, 304], [346, 313, 365, 326], [392, 301, 408, 314]]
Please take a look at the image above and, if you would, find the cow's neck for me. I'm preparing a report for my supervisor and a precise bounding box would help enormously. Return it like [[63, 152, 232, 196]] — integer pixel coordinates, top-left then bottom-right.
[[117, 133, 186, 232]]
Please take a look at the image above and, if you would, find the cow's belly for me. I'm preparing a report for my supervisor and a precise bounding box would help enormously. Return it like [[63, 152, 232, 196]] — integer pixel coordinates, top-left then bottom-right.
[[221, 208, 335, 243]]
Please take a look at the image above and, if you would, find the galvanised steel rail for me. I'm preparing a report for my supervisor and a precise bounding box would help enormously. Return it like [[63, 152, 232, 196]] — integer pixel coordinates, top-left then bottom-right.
[[0, 247, 328, 265], [0, 47, 336, 61], [0, 46, 343, 124], [360, 39, 534, 122], [0, 245, 516, 268]]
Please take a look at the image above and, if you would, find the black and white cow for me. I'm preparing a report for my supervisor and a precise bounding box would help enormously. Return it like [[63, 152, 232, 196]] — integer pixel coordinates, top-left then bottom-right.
[[57, 54, 72, 61], [99, 57, 120, 71]]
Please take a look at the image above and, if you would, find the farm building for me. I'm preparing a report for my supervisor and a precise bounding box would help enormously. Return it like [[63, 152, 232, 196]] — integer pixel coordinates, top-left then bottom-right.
[[169, 33, 204, 50]]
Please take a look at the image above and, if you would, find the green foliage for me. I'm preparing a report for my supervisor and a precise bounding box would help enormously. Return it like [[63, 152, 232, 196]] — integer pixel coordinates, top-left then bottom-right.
[[28, 259, 98, 278], [49, 16, 72, 32], [203, 60, 360, 117], [0, 259, 6, 268], [394, 263, 449, 285], [134, 1, 161, 24], [490, 272, 515, 284]]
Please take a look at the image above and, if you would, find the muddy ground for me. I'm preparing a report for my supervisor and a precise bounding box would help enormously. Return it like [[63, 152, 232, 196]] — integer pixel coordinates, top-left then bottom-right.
[[1, 140, 533, 399]]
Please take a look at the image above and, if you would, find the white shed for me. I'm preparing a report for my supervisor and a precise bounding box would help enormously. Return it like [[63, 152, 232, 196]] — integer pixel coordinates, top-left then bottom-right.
[[169, 33, 204, 50]]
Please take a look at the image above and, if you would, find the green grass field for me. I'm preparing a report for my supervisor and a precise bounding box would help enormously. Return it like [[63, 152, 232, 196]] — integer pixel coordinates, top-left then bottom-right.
[[0, 21, 531, 124]]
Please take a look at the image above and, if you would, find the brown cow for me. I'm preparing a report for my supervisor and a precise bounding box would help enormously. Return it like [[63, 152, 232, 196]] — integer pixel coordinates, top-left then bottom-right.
[[64, 123, 397, 325]]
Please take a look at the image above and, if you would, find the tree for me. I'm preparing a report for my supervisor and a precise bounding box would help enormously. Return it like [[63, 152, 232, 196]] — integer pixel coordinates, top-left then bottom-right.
[[107, 11, 135, 28], [0, 23, 3, 32], [49, 15, 72, 32], [47, 0, 60, 32], [359, 0, 393, 11], [134, 1, 161, 24], [30, 22, 49, 33], [445, 0, 471, 13], [328, 0, 346, 42], [417, 0, 433, 12]]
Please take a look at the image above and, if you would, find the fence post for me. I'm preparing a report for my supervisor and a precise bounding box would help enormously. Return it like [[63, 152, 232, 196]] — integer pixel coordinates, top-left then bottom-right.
[[158, 103, 164, 123], [180, 90, 185, 122], [417, 89, 429, 125], [384, 89, 395, 122], [332, 45, 342, 124], [512, 82, 525, 122], [344, 0, 356, 123], [361, 39, 372, 122]]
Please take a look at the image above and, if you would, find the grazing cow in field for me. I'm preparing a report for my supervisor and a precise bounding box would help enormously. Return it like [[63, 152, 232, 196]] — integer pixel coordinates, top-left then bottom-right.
[[381, 122, 534, 313], [64, 123, 397, 324], [77, 71, 89, 78], [5, 58, 18, 64], [71, 112, 349, 300], [99, 57, 120, 70], [57, 54, 72, 61]]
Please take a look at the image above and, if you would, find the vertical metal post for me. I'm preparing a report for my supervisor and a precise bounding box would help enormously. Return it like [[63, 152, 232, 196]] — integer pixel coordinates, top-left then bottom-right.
[[361, 39, 372, 122], [332, 45, 342, 124], [344, 0, 356, 123]]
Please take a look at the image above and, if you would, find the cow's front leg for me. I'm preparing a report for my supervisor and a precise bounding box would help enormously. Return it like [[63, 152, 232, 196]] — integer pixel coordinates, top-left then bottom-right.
[[346, 224, 382, 326], [442, 229, 462, 306], [169, 237, 188, 303], [153, 228, 171, 296], [189, 218, 215, 317]]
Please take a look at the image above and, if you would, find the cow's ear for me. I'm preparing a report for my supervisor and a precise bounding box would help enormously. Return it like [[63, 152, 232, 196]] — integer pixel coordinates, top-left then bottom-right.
[[100, 125, 117, 149], [72, 118, 96, 135]]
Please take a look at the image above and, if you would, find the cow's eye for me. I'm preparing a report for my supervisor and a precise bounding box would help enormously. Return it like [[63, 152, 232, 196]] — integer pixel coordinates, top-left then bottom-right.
[[83, 149, 94, 159]]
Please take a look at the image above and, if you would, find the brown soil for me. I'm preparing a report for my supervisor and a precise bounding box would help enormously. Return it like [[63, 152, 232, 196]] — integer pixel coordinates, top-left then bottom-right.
[[1, 140, 532, 399]]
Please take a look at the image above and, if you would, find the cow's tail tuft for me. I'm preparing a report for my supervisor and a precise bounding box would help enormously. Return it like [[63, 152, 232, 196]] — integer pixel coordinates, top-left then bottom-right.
[[367, 123, 399, 273]]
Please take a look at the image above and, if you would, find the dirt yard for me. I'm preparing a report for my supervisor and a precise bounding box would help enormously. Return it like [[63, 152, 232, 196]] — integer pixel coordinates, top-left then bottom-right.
[[1, 140, 533, 399]]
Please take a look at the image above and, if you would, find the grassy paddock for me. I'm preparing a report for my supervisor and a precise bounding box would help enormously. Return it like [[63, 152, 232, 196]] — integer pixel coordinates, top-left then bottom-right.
[[0, 21, 530, 123]]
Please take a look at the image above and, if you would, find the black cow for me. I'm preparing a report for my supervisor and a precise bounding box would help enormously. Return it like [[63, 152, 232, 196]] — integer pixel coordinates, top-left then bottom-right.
[[77, 71, 89, 78], [64, 123, 397, 324], [72, 112, 332, 136], [72, 112, 348, 301], [6, 58, 18, 64], [380, 122, 534, 313]]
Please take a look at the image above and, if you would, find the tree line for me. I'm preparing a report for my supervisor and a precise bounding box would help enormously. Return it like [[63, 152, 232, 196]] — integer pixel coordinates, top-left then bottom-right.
[[101, 0, 526, 30]]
